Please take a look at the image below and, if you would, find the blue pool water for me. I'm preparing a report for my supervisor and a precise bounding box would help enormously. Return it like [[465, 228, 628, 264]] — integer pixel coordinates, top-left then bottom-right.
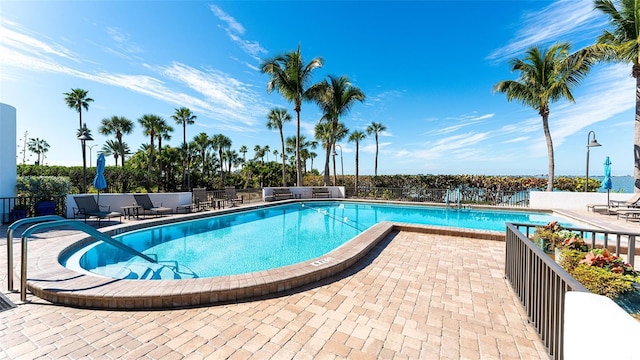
[[63, 201, 575, 280]]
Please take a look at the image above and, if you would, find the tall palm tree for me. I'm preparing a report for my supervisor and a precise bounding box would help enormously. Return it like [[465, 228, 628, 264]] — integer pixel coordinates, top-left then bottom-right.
[[494, 43, 591, 191], [98, 115, 134, 167], [314, 122, 333, 182], [349, 130, 367, 196], [315, 75, 365, 185], [171, 107, 197, 189], [590, 0, 640, 191], [212, 134, 231, 183], [138, 114, 164, 191], [239, 145, 248, 164], [64, 88, 94, 131], [156, 120, 173, 190], [366, 122, 387, 177], [331, 123, 349, 186], [261, 45, 324, 186], [193, 132, 212, 179], [27, 137, 50, 165]]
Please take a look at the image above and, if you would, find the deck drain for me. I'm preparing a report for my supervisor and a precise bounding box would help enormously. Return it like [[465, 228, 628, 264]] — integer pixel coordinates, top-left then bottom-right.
[[0, 292, 16, 312], [310, 258, 332, 266]]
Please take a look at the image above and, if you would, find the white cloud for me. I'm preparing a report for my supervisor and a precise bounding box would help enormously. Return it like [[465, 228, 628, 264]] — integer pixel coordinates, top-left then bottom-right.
[[487, 0, 605, 62], [209, 4, 267, 61], [0, 19, 77, 61]]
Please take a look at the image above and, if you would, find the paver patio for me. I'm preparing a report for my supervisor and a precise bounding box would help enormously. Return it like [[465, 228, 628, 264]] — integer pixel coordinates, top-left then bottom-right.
[[0, 225, 550, 359]]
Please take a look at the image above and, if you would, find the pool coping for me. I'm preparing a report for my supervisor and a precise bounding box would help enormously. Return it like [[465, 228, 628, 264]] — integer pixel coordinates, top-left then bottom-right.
[[25, 201, 507, 309]]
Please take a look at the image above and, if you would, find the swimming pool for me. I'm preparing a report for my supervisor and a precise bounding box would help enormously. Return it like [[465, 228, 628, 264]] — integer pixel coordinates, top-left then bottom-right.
[[63, 201, 574, 280]]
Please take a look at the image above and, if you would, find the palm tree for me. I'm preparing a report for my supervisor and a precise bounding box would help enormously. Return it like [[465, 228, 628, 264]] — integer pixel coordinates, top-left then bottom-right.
[[590, 0, 640, 191], [98, 115, 134, 167], [261, 45, 324, 186], [102, 139, 131, 166], [315, 122, 333, 182], [315, 75, 365, 185], [366, 122, 387, 177], [156, 120, 173, 190], [331, 123, 349, 186], [193, 132, 212, 180], [27, 137, 50, 165], [64, 88, 94, 131], [138, 114, 164, 191], [171, 107, 197, 189], [349, 130, 367, 196], [212, 134, 231, 183], [494, 43, 591, 191]]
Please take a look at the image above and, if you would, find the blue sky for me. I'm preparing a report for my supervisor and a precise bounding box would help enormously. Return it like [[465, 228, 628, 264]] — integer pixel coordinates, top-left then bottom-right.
[[0, 0, 634, 177]]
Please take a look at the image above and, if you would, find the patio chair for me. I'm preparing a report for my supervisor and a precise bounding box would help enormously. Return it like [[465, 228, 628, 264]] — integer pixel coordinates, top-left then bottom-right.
[[133, 194, 172, 217], [73, 195, 122, 225], [192, 188, 212, 211], [609, 193, 640, 208], [225, 186, 242, 207]]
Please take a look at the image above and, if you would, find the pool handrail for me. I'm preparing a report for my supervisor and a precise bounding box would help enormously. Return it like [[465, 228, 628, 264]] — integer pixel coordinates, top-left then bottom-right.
[[19, 219, 157, 302], [6, 215, 66, 292]]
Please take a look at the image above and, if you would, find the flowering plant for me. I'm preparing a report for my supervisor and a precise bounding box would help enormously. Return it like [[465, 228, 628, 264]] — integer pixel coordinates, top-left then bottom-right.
[[580, 248, 638, 276]]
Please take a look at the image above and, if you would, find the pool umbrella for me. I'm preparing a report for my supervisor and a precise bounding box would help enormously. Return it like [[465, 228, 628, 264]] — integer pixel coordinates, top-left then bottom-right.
[[601, 156, 612, 205], [93, 152, 107, 205]]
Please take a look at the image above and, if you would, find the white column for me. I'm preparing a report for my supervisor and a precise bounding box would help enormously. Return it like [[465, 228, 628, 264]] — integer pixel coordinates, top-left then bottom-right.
[[0, 103, 17, 220]]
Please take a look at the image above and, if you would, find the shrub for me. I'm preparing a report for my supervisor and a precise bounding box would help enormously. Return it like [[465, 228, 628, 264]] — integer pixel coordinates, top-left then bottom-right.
[[570, 265, 635, 298], [16, 176, 71, 201]]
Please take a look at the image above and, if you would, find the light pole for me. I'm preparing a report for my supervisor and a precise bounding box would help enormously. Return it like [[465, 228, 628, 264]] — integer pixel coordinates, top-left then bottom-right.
[[585, 130, 602, 192], [78, 131, 94, 194], [88, 144, 97, 167], [335, 144, 344, 186]]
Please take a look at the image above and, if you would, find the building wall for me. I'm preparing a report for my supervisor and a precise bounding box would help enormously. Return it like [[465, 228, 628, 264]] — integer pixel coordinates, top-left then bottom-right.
[[0, 104, 17, 219]]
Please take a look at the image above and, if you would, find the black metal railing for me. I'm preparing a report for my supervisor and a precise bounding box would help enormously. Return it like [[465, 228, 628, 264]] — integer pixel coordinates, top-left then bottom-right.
[[505, 223, 640, 360], [1, 196, 67, 224]]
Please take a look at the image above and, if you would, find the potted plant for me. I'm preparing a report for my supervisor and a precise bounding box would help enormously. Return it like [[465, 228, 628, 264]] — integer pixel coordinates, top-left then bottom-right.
[[533, 221, 564, 254]]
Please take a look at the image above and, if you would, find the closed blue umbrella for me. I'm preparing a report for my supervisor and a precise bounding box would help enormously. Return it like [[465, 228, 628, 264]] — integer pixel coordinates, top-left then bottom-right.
[[93, 152, 107, 204], [601, 156, 612, 205]]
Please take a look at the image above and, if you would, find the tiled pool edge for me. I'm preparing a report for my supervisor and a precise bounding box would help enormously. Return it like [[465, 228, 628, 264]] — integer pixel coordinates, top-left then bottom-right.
[[25, 220, 504, 310]]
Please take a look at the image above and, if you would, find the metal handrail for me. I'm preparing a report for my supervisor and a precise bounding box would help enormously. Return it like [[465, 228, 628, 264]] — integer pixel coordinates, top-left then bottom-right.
[[19, 219, 157, 302], [6, 215, 65, 291]]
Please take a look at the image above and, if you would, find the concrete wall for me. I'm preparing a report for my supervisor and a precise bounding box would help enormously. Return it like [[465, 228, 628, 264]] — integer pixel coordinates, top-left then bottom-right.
[[262, 186, 344, 200], [530, 191, 632, 210], [66, 192, 192, 218], [564, 291, 640, 359], [0, 104, 17, 219]]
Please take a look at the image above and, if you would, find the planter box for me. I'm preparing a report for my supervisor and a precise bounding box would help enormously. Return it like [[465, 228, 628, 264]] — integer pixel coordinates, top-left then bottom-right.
[[35, 201, 56, 216]]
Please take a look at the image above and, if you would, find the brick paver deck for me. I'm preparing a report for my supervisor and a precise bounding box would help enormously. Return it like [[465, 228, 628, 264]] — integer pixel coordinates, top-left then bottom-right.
[[0, 228, 549, 359]]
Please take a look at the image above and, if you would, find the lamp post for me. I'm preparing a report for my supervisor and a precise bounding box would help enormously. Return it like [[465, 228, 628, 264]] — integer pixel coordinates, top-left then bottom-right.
[[585, 130, 602, 192], [87, 144, 97, 167], [335, 144, 344, 186], [78, 131, 94, 194]]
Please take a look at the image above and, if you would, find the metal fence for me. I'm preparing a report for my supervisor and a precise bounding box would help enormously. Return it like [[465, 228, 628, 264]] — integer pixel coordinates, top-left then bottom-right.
[[505, 223, 640, 360], [1, 196, 67, 224], [349, 187, 530, 207]]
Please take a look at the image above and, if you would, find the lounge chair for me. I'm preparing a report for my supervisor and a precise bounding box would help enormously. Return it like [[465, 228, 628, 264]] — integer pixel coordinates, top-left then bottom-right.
[[73, 195, 122, 225], [133, 194, 172, 217], [312, 187, 331, 198], [609, 193, 640, 208], [225, 186, 242, 207], [192, 188, 212, 211], [611, 207, 640, 221]]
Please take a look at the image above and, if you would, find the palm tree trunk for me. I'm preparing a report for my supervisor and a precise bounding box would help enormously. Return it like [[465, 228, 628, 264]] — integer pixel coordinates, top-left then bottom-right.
[[332, 147, 337, 186], [323, 145, 331, 186], [635, 68, 640, 192], [280, 130, 287, 187], [541, 113, 555, 191], [296, 109, 303, 186], [355, 142, 359, 197]]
